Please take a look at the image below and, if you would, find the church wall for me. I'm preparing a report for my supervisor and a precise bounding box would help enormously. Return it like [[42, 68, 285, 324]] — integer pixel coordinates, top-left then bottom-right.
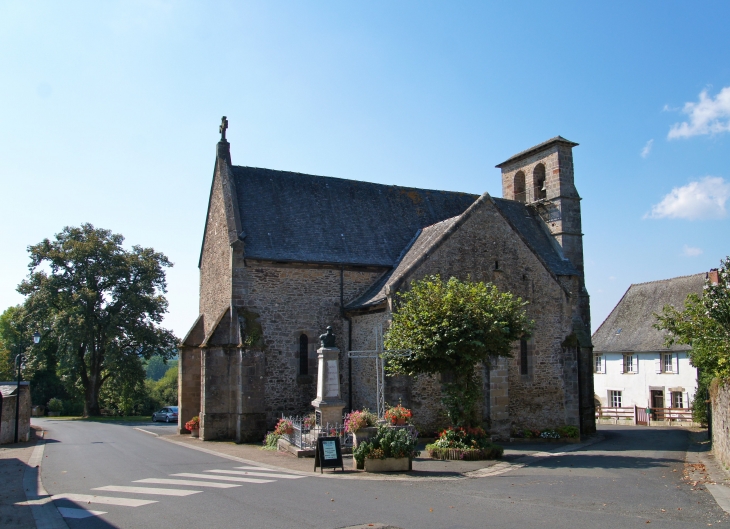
[[232, 263, 382, 427], [390, 198, 581, 435], [199, 168, 233, 337], [178, 347, 201, 434]]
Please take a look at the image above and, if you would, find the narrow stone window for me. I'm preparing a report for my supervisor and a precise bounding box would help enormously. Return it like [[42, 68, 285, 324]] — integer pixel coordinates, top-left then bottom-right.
[[299, 334, 309, 375], [514, 171, 526, 203], [520, 338, 529, 375], [533, 164, 546, 200]]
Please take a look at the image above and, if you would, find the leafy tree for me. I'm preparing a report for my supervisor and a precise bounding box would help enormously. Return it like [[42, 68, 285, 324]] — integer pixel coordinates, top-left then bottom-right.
[[146, 365, 178, 410], [655, 257, 730, 421], [145, 354, 177, 381], [18, 224, 178, 416], [383, 275, 532, 426]]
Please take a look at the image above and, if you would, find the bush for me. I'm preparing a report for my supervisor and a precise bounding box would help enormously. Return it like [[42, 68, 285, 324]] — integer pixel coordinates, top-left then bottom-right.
[[47, 397, 63, 412], [262, 432, 280, 450], [353, 425, 420, 465], [557, 425, 580, 439], [425, 426, 504, 460]]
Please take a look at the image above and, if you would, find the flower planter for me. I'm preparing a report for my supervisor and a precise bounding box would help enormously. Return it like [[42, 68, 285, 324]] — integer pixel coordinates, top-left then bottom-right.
[[353, 426, 378, 448], [364, 457, 410, 473], [190, 428, 199, 438], [428, 447, 501, 461]]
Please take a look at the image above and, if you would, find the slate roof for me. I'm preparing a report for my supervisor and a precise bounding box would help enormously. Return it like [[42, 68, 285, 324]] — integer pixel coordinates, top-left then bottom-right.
[[346, 196, 580, 310], [495, 136, 578, 168], [232, 166, 479, 267], [0, 382, 28, 398], [592, 273, 707, 353], [491, 198, 579, 277]]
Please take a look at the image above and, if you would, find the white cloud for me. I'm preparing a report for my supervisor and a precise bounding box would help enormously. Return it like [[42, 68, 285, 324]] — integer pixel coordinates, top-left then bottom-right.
[[641, 139, 654, 158], [668, 86, 730, 139], [646, 176, 730, 220], [683, 245, 703, 257]]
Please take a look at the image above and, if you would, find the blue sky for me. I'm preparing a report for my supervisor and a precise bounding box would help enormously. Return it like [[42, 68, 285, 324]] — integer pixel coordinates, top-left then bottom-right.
[[1, 1, 729, 337]]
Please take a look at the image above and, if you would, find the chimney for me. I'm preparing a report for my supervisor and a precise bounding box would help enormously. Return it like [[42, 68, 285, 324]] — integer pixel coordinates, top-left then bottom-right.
[[708, 268, 720, 285]]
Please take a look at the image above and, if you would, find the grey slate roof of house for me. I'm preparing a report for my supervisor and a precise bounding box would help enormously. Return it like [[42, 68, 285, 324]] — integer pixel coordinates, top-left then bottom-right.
[[0, 382, 28, 397], [592, 273, 707, 353], [232, 166, 479, 267], [346, 197, 580, 310]]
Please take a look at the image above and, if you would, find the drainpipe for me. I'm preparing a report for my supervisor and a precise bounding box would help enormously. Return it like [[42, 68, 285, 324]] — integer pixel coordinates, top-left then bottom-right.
[[340, 267, 353, 413]]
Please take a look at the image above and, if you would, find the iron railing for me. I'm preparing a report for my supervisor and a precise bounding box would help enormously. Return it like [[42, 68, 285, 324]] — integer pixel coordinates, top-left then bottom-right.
[[278, 414, 353, 450]]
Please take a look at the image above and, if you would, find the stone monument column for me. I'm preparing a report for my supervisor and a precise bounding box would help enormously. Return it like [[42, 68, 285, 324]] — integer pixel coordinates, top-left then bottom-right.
[[311, 327, 345, 426]]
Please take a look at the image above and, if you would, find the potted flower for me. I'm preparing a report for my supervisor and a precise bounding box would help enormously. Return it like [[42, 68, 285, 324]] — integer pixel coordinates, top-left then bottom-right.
[[185, 416, 200, 438], [344, 409, 377, 447], [353, 424, 420, 472], [274, 418, 294, 436], [425, 426, 503, 460], [384, 404, 412, 425], [302, 414, 316, 432]]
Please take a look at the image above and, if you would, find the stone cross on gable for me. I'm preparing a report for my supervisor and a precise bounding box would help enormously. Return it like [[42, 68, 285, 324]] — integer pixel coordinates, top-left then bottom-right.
[[219, 116, 228, 141]]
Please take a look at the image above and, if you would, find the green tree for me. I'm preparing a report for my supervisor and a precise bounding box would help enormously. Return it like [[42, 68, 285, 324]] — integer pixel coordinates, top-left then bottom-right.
[[145, 354, 177, 381], [655, 257, 730, 421], [383, 275, 532, 426], [146, 365, 178, 410], [18, 224, 178, 416]]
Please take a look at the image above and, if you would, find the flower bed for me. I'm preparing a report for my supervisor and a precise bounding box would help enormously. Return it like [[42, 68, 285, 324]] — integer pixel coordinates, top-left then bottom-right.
[[344, 409, 377, 433], [353, 424, 420, 471], [425, 426, 503, 460], [511, 425, 579, 440]]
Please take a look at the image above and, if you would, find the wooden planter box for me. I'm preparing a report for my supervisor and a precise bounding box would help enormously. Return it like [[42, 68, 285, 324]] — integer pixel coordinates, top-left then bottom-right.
[[364, 457, 410, 472]]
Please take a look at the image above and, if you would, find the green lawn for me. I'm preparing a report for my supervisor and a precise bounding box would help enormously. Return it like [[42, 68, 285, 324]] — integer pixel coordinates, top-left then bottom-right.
[[42, 415, 156, 423]]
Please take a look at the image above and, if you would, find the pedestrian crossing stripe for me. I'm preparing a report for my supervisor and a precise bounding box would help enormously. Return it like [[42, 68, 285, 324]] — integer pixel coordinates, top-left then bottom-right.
[[135, 478, 241, 488], [205, 469, 305, 479], [172, 472, 274, 484], [52, 493, 156, 507], [92, 485, 202, 496]]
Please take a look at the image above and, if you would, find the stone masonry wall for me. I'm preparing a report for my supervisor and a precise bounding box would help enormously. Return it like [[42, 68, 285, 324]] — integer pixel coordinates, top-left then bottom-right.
[[233, 263, 383, 427], [711, 379, 730, 470], [178, 347, 201, 434], [199, 166, 233, 337], [391, 197, 580, 434], [0, 386, 31, 444]]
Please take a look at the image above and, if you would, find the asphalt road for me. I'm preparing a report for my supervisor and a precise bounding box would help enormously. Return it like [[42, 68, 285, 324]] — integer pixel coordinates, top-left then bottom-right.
[[36, 419, 727, 529]]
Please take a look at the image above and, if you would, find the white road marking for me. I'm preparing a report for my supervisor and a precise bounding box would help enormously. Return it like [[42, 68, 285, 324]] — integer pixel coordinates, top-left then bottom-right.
[[134, 478, 240, 488], [133, 427, 159, 437], [57, 507, 107, 519], [207, 469, 304, 479], [172, 472, 274, 484], [92, 485, 201, 496], [235, 466, 290, 472], [52, 493, 156, 507]]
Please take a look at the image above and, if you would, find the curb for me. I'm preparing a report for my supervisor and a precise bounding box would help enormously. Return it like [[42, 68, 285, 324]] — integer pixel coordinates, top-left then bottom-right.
[[688, 431, 730, 514], [22, 431, 69, 529], [156, 433, 605, 481]]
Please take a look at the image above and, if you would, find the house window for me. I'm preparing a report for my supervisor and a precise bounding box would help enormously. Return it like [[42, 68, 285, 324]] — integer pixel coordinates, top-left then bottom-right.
[[609, 390, 622, 408], [299, 334, 309, 375], [671, 392, 684, 409], [594, 354, 603, 374], [662, 353, 674, 373], [520, 338, 528, 375], [622, 354, 637, 373]]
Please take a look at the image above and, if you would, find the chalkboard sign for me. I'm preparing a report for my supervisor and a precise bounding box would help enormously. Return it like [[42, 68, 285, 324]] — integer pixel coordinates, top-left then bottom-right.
[[313, 436, 344, 473]]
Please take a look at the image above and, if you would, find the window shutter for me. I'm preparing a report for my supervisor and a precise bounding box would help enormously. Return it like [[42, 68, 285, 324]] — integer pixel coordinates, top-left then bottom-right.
[[655, 355, 662, 373], [683, 392, 689, 409], [620, 357, 625, 374], [674, 353, 680, 374], [632, 354, 639, 373], [601, 355, 606, 374]]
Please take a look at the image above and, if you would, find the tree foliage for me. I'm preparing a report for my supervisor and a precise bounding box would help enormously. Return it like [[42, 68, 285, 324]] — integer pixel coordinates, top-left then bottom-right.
[[383, 275, 532, 426], [17, 224, 177, 416], [655, 257, 730, 421]]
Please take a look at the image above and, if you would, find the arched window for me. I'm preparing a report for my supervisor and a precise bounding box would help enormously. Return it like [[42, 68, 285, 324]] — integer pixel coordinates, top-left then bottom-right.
[[299, 334, 309, 375], [533, 164, 546, 200], [514, 171, 526, 203]]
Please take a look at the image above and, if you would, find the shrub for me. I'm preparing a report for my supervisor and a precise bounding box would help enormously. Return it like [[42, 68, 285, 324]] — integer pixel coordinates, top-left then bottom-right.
[[262, 432, 280, 450], [557, 425, 580, 439], [425, 426, 503, 460], [47, 397, 63, 413], [539, 429, 560, 439], [353, 425, 420, 465]]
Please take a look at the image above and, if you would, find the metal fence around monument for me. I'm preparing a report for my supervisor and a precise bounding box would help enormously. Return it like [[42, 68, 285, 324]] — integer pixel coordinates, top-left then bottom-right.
[[278, 414, 353, 451]]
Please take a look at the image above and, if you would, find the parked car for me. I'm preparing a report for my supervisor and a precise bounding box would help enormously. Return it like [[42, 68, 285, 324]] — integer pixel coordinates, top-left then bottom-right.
[[152, 406, 179, 423]]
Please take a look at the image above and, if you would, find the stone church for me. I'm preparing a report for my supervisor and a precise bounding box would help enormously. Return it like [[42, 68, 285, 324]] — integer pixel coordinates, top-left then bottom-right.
[[179, 121, 596, 442]]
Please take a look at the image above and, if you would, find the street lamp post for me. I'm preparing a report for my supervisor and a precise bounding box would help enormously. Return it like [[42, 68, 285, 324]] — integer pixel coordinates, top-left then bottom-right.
[[14, 331, 40, 444]]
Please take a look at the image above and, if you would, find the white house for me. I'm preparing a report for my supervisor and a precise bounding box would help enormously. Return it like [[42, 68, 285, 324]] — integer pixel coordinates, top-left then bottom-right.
[[591, 273, 710, 413]]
